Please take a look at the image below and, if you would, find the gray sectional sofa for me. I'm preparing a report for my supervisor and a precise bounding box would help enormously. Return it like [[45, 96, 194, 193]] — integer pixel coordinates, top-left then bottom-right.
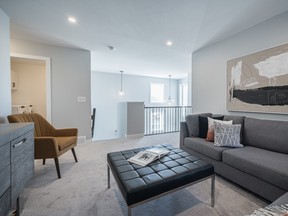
[[180, 113, 288, 202]]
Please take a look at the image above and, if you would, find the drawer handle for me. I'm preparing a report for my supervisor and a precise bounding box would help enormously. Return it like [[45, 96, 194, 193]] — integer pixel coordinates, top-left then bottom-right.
[[13, 138, 27, 148]]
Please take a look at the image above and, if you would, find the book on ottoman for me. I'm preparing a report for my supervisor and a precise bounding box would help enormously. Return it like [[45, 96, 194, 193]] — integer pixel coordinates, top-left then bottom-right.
[[127, 148, 170, 166]]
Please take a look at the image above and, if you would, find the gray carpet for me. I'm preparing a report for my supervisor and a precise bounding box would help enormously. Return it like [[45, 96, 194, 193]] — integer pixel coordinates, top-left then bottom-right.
[[20, 133, 267, 216]]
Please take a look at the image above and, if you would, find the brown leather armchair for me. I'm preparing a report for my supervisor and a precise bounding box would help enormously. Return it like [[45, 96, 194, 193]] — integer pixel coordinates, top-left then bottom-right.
[[7, 113, 78, 178]]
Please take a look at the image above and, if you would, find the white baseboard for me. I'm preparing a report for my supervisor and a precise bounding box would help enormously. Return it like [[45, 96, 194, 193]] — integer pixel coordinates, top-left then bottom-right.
[[77, 136, 86, 144], [126, 133, 144, 138]]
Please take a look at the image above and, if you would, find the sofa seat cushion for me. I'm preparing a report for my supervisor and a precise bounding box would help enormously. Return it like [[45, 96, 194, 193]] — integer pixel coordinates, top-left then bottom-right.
[[184, 137, 229, 161], [56, 136, 77, 151], [222, 146, 288, 190]]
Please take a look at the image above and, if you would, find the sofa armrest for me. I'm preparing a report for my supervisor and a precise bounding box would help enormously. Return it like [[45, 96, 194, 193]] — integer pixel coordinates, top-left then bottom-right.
[[34, 137, 59, 159], [180, 122, 189, 148]]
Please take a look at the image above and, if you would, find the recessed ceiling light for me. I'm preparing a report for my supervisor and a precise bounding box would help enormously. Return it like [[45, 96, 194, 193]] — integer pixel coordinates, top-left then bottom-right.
[[107, 45, 115, 51], [67, 16, 77, 23], [166, 40, 173, 47]]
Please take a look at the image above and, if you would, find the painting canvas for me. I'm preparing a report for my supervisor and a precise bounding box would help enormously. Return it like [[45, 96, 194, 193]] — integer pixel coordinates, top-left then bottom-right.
[[227, 43, 288, 114]]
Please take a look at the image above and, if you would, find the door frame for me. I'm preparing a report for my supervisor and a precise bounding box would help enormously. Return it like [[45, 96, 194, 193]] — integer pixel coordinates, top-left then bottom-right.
[[10, 53, 52, 122]]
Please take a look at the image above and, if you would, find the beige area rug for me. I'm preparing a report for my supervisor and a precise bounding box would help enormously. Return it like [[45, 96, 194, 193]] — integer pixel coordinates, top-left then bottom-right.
[[20, 133, 267, 216]]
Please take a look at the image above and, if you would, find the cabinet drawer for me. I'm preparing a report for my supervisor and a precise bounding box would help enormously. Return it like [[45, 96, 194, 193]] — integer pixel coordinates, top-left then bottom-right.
[[0, 188, 11, 216], [11, 130, 34, 173], [11, 130, 34, 204], [0, 165, 10, 198], [0, 142, 10, 196], [0, 142, 10, 172]]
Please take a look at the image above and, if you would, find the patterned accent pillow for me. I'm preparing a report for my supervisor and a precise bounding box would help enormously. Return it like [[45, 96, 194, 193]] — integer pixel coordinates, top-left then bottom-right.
[[214, 122, 243, 147], [206, 117, 233, 142]]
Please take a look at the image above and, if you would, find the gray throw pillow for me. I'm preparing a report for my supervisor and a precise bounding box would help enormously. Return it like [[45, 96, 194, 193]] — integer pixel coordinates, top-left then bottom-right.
[[214, 122, 243, 148]]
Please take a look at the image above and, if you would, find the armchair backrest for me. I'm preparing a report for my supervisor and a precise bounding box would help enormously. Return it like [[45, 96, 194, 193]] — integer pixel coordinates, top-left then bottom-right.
[[7, 113, 55, 137]]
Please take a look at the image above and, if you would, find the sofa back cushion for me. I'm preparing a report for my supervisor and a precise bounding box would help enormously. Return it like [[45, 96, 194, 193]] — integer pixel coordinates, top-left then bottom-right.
[[243, 117, 288, 154], [7, 113, 55, 137], [223, 115, 245, 125], [185, 113, 212, 137]]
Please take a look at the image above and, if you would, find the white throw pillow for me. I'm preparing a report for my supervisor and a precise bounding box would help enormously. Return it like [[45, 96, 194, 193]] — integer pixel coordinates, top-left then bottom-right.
[[214, 121, 243, 147], [206, 117, 232, 142]]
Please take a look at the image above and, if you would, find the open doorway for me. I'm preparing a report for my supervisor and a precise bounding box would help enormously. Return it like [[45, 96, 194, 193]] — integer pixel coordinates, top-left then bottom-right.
[[10, 53, 51, 122]]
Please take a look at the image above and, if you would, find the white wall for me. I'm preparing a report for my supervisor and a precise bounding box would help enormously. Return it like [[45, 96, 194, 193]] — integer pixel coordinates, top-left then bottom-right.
[[11, 61, 46, 117], [178, 77, 190, 106], [91, 71, 179, 140], [0, 9, 11, 123], [178, 77, 188, 85], [11, 39, 91, 139], [192, 11, 288, 120]]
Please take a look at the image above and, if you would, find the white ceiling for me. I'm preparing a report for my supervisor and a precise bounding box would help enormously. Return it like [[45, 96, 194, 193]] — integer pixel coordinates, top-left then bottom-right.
[[1, 0, 288, 79]]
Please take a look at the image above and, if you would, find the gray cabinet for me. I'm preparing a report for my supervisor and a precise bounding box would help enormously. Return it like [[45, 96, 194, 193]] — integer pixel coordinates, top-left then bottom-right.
[[0, 139, 10, 216], [0, 123, 34, 216]]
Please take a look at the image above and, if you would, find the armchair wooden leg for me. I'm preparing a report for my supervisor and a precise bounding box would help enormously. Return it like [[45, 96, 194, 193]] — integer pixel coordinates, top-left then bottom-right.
[[71, 148, 78, 162], [54, 158, 61, 179], [43, 159, 46, 165]]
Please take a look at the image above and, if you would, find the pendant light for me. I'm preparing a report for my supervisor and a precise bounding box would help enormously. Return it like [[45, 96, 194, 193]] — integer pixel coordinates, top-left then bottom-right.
[[119, 71, 125, 96]]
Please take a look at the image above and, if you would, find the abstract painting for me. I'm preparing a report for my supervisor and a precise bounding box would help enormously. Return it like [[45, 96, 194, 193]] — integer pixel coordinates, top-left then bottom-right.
[[227, 43, 288, 114]]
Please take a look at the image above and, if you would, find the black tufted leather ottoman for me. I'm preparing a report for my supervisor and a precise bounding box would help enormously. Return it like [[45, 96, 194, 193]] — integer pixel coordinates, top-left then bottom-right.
[[107, 144, 215, 216]]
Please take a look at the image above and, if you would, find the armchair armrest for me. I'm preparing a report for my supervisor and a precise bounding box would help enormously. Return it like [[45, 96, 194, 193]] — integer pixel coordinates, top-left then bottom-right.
[[34, 137, 59, 159], [53, 128, 78, 137], [180, 122, 189, 148]]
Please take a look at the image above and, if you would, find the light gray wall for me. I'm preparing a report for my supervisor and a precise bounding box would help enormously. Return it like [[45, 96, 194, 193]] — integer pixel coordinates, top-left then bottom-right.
[[11, 39, 91, 138], [127, 102, 144, 136], [0, 9, 11, 123], [178, 77, 188, 84], [117, 102, 127, 138], [192, 11, 288, 120], [117, 102, 144, 137], [91, 71, 179, 140]]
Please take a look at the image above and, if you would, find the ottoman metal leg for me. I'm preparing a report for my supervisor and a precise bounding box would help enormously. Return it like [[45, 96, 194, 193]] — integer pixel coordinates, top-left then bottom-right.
[[211, 174, 215, 207], [128, 206, 131, 216]]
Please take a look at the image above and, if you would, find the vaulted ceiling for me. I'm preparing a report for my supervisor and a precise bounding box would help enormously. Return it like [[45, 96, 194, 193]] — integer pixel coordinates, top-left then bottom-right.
[[1, 0, 288, 79]]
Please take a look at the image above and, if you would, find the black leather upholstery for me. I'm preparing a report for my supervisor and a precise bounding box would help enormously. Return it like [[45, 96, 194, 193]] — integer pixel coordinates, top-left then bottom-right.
[[107, 144, 214, 206]]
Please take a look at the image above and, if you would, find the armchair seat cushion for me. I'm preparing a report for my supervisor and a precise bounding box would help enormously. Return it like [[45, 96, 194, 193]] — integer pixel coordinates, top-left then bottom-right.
[[56, 137, 77, 151]]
